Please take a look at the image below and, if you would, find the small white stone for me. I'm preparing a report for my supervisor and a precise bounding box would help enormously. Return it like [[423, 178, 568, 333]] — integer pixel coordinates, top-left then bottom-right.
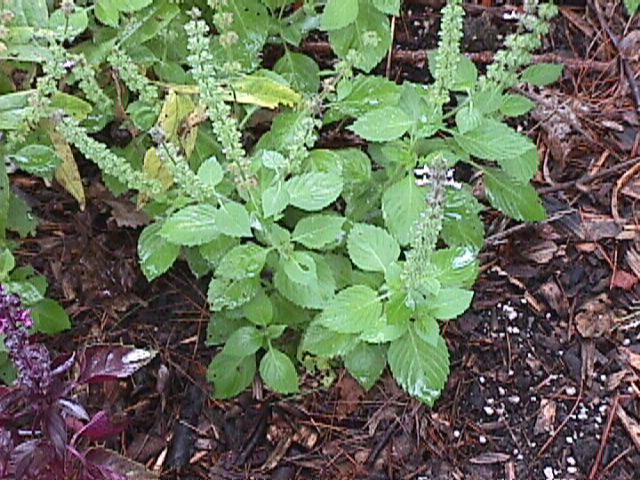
[[508, 395, 521, 404], [498, 386, 506, 396], [513, 448, 519, 455], [484, 406, 495, 416], [531, 396, 537, 402], [453, 430, 461, 438], [595, 415, 603, 424], [628, 386, 635, 394], [543, 466, 554, 480], [512, 327, 521, 334], [623, 338, 631, 346], [479, 435, 487, 444], [557, 349, 564, 356], [479, 376, 486, 384], [565, 436, 574, 444], [599, 405, 607, 414], [508, 369, 515, 376], [546, 312, 551, 319], [521, 297, 527, 304], [565, 386, 577, 396], [487, 398, 495, 405], [517, 454, 524, 460], [600, 374, 607, 382], [567, 467, 578, 474], [567, 457, 576, 466]]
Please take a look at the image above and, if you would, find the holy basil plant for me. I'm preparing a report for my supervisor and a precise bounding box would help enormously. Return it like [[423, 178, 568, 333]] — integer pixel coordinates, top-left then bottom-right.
[[0, 0, 559, 405]]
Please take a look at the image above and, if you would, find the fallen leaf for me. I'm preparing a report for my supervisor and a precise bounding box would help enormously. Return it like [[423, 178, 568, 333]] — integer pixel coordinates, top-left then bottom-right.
[[534, 399, 556, 435], [523, 241, 559, 264], [335, 374, 365, 419], [611, 270, 638, 290], [620, 347, 640, 372], [617, 406, 640, 452], [575, 295, 613, 338], [538, 279, 568, 315]]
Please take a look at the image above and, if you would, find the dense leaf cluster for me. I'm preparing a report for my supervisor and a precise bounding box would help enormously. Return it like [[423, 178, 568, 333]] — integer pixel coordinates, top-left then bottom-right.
[[0, 0, 562, 405]]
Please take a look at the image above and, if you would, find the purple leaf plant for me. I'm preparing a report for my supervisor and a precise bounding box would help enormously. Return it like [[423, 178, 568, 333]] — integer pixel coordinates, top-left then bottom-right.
[[0, 286, 157, 480]]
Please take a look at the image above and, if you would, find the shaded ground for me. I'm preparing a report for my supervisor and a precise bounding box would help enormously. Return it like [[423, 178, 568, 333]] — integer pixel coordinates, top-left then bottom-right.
[[9, 1, 640, 479]]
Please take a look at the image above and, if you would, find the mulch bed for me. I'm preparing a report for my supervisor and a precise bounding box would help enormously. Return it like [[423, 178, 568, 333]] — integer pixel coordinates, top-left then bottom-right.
[[10, 1, 640, 479]]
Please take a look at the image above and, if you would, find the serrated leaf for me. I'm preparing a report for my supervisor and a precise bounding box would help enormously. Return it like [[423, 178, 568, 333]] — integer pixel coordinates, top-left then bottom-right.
[[49, 8, 89, 40], [441, 188, 484, 251], [302, 321, 359, 358], [319, 285, 383, 334], [143, 147, 173, 194], [138, 223, 180, 281], [206, 314, 252, 346], [260, 348, 299, 394], [274, 254, 336, 309], [500, 94, 535, 117], [12, 0, 48, 27], [292, 215, 345, 250], [274, 51, 320, 93], [344, 342, 386, 390], [208, 351, 255, 399], [521, 63, 563, 86], [483, 167, 546, 221], [373, 0, 400, 15], [286, 172, 343, 211], [321, 0, 359, 30], [7, 195, 37, 238], [95, 0, 120, 27], [31, 299, 71, 335], [223, 326, 263, 357], [431, 247, 480, 289], [49, 125, 85, 210], [326, 75, 402, 123], [216, 243, 267, 280], [242, 288, 273, 326], [282, 251, 317, 286], [382, 176, 426, 246], [262, 180, 290, 218], [230, 73, 301, 109], [214, 201, 252, 237], [455, 105, 483, 134], [198, 156, 223, 188], [161, 204, 219, 246], [497, 147, 539, 183], [348, 107, 412, 142], [10, 145, 61, 181], [454, 118, 534, 161], [422, 288, 474, 320], [387, 325, 449, 406], [208, 277, 260, 312], [347, 223, 400, 273]]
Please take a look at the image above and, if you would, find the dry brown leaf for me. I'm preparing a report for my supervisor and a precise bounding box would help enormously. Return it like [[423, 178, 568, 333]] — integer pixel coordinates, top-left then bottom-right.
[[524, 241, 559, 264], [534, 399, 556, 435], [575, 295, 614, 338], [620, 347, 640, 372]]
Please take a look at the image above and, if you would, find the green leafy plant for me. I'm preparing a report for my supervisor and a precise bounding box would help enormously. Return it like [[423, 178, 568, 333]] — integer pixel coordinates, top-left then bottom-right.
[[0, 0, 559, 405]]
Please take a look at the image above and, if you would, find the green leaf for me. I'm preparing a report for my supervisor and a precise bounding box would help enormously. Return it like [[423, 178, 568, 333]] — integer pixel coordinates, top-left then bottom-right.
[[302, 321, 359, 358], [95, 0, 120, 27], [0, 249, 14, 279], [286, 172, 343, 211], [12, 0, 48, 27], [454, 119, 534, 161], [10, 145, 61, 181], [282, 251, 317, 286], [262, 180, 290, 218], [348, 107, 412, 142], [199, 235, 238, 267], [260, 348, 299, 394], [328, 1, 391, 72], [344, 342, 387, 390], [242, 288, 274, 326], [483, 167, 546, 221], [214, 201, 252, 237], [138, 223, 180, 281], [338, 149, 372, 184], [49, 8, 89, 40], [387, 325, 450, 406], [274, 254, 336, 310], [223, 326, 264, 357], [208, 351, 255, 399], [455, 105, 483, 134], [423, 288, 474, 320], [625, 0, 640, 15], [431, 247, 480, 289], [521, 63, 563, 86], [497, 147, 539, 183], [382, 176, 426, 246], [320, 285, 383, 334], [31, 299, 71, 335], [321, 0, 359, 30], [441, 188, 484, 251], [206, 314, 252, 346], [500, 94, 536, 117], [326, 75, 402, 123], [452, 55, 478, 91], [197, 157, 224, 188], [6, 194, 37, 238], [216, 244, 267, 280], [115, 0, 153, 13], [274, 51, 320, 93], [292, 215, 345, 250], [373, 0, 400, 15], [230, 72, 301, 109], [161, 204, 219, 246], [208, 277, 260, 311], [347, 223, 400, 273], [359, 322, 407, 343]]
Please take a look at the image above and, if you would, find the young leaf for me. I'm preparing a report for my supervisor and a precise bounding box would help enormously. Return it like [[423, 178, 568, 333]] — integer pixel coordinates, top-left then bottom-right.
[[197, 157, 224, 188], [483, 167, 546, 221], [208, 277, 260, 311], [500, 94, 536, 117], [214, 201, 252, 238], [31, 299, 71, 335], [421, 288, 474, 320], [286, 172, 343, 211], [208, 351, 256, 399], [373, 0, 400, 15], [262, 180, 290, 219], [344, 342, 387, 390], [321, 0, 359, 31], [242, 288, 274, 326], [161, 204, 219, 246], [497, 147, 539, 184], [274, 51, 321, 94], [382, 176, 426, 246], [441, 188, 484, 251], [454, 118, 534, 161], [223, 326, 264, 357], [216, 244, 267, 280], [138, 223, 180, 281], [259, 348, 299, 394], [292, 215, 345, 250], [387, 325, 450, 406], [347, 223, 400, 273], [302, 321, 359, 358], [274, 255, 336, 309], [521, 63, 563, 86], [319, 285, 383, 334], [282, 251, 318, 286], [348, 107, 413, 142], [455, 105, 483, 134]]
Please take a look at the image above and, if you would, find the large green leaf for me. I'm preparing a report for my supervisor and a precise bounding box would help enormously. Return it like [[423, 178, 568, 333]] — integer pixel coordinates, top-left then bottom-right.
[[483, 167, 546, 221], [441, 188, 484, 251], [319, 285, 383, 334], [292, 215, 345, 250], [286, 172, 343, 211], [274, 51, 320, 93], [344, 342, 387, 390], [216, 244, 267, 280], [282, 251, 317, 286], [321, 0, 359, 31], [497, 147, 539, 184], [223, 326, 264, 357], [274, 254, 336, 309], [138, 223, 180, 281], [521, 63, 563, 86], [301, 321, 359, 358], [454, 119, 534, 161], [382, 176, 426, 246], [208, 277, 260, 311], [348, 107, 413, 142], [387, 325, 450, 406], [347, 223, 400, 273], [13, 0, 49, 27], [326, 75, 402, 123], [208, 351, 255, 399], [31, 299, 71, 335], [214, 201, 252, 237], [260, 347, 299, 394], [161, 204, 219, 246]]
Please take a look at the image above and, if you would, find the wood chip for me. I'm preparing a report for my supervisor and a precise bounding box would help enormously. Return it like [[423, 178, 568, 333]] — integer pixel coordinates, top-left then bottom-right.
[[534, 399, 557, 435], [575, 295, 614, 338], [617, 406, 640, 452], [469, 452, 511, 464]]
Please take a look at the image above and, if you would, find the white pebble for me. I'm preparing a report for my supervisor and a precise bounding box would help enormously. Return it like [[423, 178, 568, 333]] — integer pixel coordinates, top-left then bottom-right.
[[599, 374, 607, 382], [567, 466, 578, 474], [565, 436, 574, 444], [479, 376, 486, 384], [498, 386, 506, 396], [544, 466, 554, 480], [531, 396, 537, 402], [487, 398, 495, 405], [453, 430, 461, 438], [517, 454, 524, 460], [512, 327, 520, 334], [508, 369, 515, 376], [484, 406, 495, 416], [595, 415, 603, 424], [565, 386, 577, 396], [567, 457, 576, 466], [479, 435, 487, 444], [623, 338, 631, 346], [508, 395, 521, 404], [599, 405, 608, 414]]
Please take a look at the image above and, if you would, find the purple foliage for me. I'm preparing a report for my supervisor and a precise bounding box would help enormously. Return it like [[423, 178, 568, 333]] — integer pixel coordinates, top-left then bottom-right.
[[0, 286, 157, 480]]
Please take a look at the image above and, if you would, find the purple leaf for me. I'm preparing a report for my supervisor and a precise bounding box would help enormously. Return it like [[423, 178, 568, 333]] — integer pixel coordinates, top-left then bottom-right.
[[43, 404, 67, 458], [85, 447, 158, 480], [51, 352, 76, 377], [11, 440, 55, 479], [59, 398, 90, 422], [78, 346, 156, 384], [76, 410, 128, 442]]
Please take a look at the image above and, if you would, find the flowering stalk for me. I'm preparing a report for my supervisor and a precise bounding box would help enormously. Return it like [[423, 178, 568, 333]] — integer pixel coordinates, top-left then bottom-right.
[[107, 48, 160, 106], [431, 0, 465, 108]]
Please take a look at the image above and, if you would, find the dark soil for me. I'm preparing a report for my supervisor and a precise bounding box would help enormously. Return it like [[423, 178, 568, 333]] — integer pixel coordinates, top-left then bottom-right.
[[9, 1, 640, 479]]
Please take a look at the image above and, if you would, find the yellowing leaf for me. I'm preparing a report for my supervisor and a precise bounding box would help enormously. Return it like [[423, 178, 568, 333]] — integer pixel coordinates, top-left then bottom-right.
[[143, 147, 173, 192], [46, 122, 85, 210], [228, 74, 301, 109], [156, 90, 195, 140]]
